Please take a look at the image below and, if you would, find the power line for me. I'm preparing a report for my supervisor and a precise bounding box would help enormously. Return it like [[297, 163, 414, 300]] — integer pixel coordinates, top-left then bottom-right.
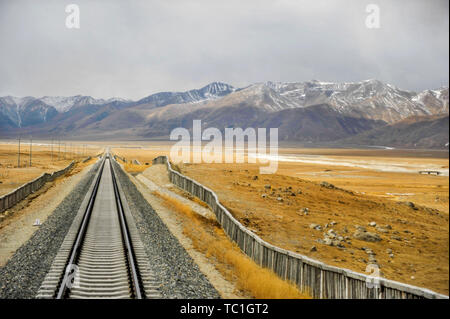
[[18, 136, 20, 167], [29, 135, 32, 167]]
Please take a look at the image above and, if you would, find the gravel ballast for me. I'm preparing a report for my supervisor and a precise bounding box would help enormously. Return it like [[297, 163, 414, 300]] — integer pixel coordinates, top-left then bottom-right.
[[0, 160, 102, 299], [0, 158, 219, 299], [112, 160, 220, 299]]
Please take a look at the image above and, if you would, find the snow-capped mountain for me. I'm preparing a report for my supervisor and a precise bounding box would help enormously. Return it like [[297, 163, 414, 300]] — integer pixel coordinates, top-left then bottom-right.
[[259, 79, 448, 123], [0, 95, 130, 128], [39, 95, 130, 113], [0, 96, 58, 128], [134, 82, 235, 107], [0, 80, 448, 149], [0, 82, 236, 129], [412, 87, 449, 115], [224, 83, 299, 112]]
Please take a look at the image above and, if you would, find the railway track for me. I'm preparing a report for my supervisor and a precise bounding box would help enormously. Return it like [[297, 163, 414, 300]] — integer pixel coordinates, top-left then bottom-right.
[[37, 154, 160, 299]]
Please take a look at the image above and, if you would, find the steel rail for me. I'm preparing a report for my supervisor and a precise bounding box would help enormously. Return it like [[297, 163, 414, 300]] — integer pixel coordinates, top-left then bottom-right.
[[54, 154, 144, 299], [56, 156, 106, 299], [110, 159, 143, 299]]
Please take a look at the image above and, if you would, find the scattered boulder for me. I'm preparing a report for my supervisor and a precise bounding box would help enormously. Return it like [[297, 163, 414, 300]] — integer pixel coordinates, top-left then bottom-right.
[[297, 189, 303, 194], [376, 226, 389, 233], [406, 202, 418, 210], [391, 235, 402, 241], [327, 229, 336, 237], [264, 184, 271, 190], [320, 181, 335, 189], [261, 194, 267, 199], [309, 223, 322, 231], [368, 221, 377, 227], [318, 228, 345, 248], [310, 246, 317, 252], [276, 197, 283, 202], [353, 229, 382, 242], [252, 176, 258, 180]]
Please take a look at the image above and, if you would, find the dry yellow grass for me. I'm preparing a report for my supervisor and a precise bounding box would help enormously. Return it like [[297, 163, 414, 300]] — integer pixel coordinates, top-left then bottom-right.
[[153, 190, 310, 299], [112, 151, 149, 174], [0, 142, 101, 196], [123, 162, 149, 174]]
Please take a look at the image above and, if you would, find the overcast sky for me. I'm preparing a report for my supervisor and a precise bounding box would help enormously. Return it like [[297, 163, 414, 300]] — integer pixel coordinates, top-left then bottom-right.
[[0, 0, 448, 99]]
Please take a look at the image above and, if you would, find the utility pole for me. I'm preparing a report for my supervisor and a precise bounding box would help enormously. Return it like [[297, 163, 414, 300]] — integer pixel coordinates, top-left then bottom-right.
[[29, 135, 32, 167], [18, 136, 21, 168]]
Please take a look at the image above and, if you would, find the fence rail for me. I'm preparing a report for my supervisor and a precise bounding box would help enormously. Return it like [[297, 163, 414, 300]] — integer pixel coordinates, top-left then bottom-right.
[[113, 155, 127, 163], [152, 155, 448, 299], [0, 161, 75, 213]]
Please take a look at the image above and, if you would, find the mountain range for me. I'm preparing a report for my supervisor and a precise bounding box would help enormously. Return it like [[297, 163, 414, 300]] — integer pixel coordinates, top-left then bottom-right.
[[0, 80, 448, 149]]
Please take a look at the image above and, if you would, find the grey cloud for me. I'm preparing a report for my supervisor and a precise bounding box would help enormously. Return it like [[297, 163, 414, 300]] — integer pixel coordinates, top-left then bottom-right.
[[0, 0, 448, 99]]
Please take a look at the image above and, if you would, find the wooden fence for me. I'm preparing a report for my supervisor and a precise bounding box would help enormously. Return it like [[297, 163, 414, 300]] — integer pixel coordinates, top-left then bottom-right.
[[0, 161, 75, 213], [113, 155, 127, 163], [152, 155, 448, 299]]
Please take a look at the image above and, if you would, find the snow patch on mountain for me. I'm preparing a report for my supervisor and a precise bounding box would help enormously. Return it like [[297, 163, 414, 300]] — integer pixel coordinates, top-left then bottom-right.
[[39, 95, 131, 113], [245, 80, 448, 123]]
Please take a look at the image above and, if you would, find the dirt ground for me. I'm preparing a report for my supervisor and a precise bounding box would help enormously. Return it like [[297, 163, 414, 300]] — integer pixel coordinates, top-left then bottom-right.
[[180, 163, 449, 295], [0, 141, 102, 196], [112, 144, 449, 295]]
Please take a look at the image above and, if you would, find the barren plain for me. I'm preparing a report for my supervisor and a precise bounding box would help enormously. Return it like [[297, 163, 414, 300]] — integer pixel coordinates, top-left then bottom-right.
[[112, 143, 449, 295], [1, 140, 447, 295], [0, 141, 102, 196]]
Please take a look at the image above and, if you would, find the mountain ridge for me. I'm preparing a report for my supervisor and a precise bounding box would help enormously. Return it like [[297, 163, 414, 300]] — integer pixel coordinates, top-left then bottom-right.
[[1, 79, 448, 149]]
